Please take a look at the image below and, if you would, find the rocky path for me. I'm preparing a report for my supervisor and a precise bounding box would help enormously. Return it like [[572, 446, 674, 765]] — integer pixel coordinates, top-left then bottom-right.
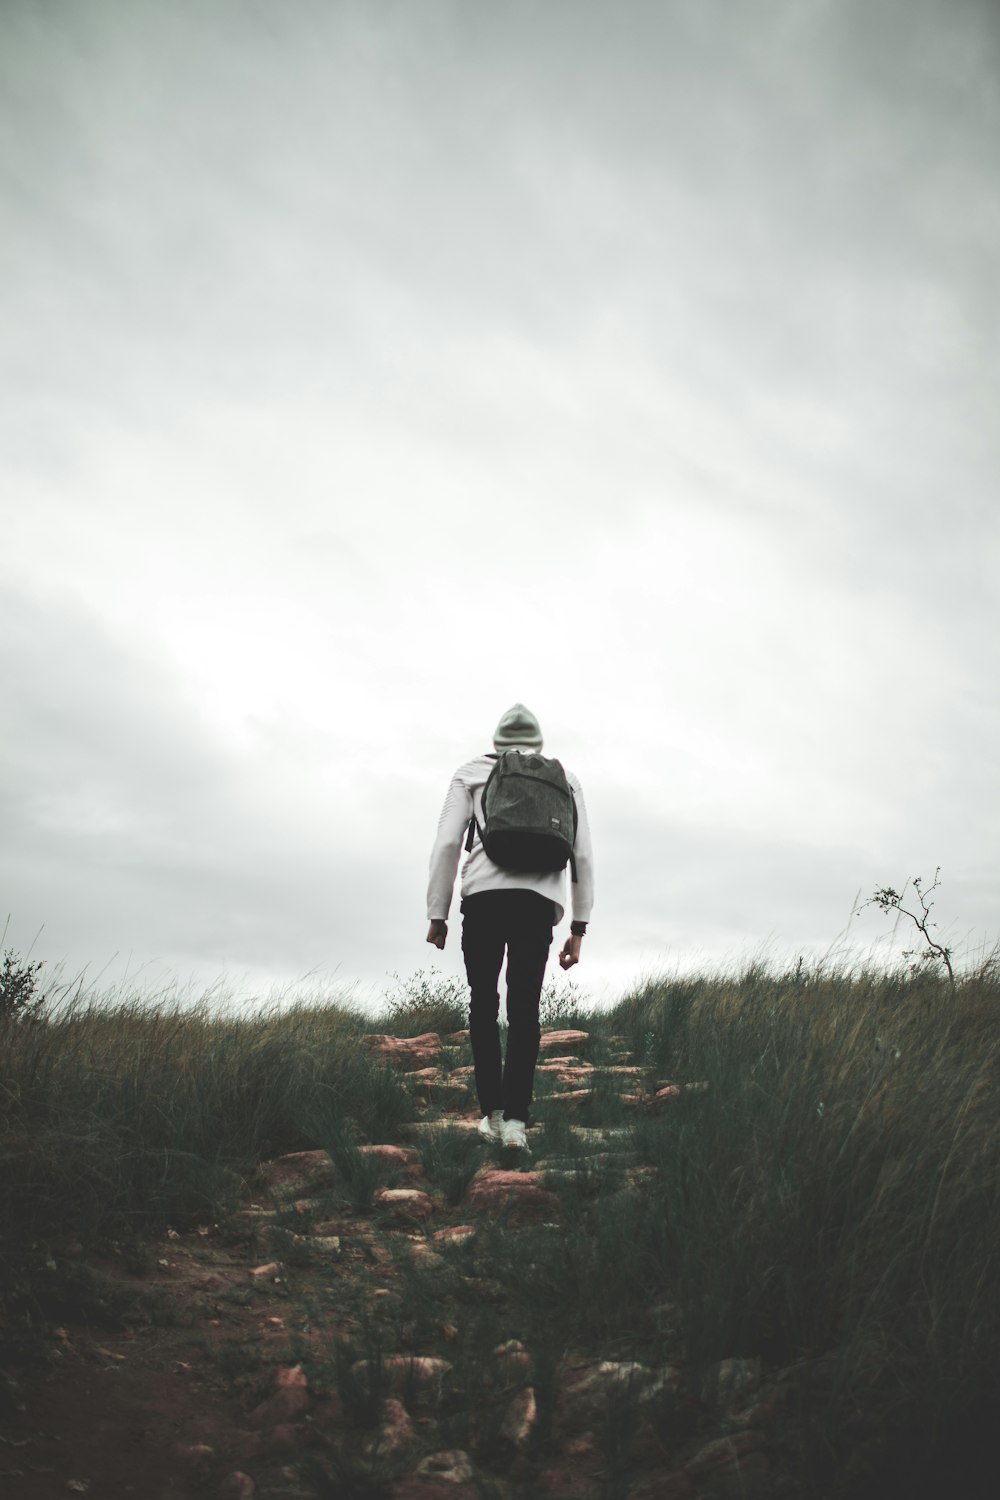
[[2, 1028, 792, 1500]]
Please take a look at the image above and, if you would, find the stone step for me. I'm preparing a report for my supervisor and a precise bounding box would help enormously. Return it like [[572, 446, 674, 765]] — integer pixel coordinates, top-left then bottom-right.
[[463, 1165, 560, 1221], [537, 1029, 590, 1054], [402, 1070, 473, 1108], [362, 1032, 444, 1069], [255, 1149, 337, 1201], [373, 1187, 437, 1221], [537, 1088, 594, 1108], [540, 1090, 647, 1110], [535, 1064, 594, 1087]]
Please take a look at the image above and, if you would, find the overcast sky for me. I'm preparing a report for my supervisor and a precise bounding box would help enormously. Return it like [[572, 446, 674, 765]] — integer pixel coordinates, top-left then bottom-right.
[[2, 0, 998, 1011]]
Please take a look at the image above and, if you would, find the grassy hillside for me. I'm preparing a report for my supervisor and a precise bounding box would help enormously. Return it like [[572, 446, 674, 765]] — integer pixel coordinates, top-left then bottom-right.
[[2, 959, 999, 1497]]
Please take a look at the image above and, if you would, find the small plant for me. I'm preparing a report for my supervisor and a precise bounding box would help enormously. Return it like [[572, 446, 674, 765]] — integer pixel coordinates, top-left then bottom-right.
[[0, 950, 45, 1023], [865, 868, 956, 992], [380, 969, 467, 1034], [538, 976, 588, 1028], [414, 1125, 483, 1206]]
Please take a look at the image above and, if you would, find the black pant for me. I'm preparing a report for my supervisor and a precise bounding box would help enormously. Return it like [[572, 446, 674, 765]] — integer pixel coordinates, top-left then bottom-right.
[[461, 889, 555, 1124]]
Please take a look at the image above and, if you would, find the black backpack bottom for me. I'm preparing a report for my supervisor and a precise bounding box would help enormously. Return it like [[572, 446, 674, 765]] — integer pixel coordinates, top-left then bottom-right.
[[481, 829, 572, 874]]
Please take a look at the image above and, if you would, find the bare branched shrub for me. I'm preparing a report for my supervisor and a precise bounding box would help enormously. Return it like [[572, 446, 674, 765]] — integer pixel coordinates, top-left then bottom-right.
[[866, 868, 956, 992]]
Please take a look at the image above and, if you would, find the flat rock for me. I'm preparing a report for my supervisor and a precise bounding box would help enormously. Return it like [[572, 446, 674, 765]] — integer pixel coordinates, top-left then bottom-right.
[[228, 1206, 276, 1235], [415, 1449, 474, 1483], [283, 1233, 341, 1259], [256, 1150, 336, 1199], [537, 1029, 590, 1053], [410, 1242, 446, 1271], [557, 1360, 681, 1424], [405, 1071, 472, 1108], [535, 1064, 594, 1086], [374, 1187, 436, 1220], [463, 1166, 559, 1220], [356, 1143, 424, 1180], [541, 1089, 593, 1107], [363, 1032, 444, 1070], [433, 1224, 477, 1246], [500, 1385, 536, 1448], [363, 1397, 417, 1461]]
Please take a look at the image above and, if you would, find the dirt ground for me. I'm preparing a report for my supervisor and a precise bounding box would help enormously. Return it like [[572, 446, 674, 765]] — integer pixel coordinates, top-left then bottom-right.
[[2, 1227, 321, 1500]]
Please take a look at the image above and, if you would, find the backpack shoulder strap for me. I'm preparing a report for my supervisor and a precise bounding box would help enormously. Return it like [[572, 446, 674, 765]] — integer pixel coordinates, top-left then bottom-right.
[[465, 754, 498, 852]]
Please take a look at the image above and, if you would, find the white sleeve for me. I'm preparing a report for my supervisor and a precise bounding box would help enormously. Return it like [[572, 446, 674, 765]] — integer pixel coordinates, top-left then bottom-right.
[[426, 771, 474, 920], [570, 777, 595, 923]]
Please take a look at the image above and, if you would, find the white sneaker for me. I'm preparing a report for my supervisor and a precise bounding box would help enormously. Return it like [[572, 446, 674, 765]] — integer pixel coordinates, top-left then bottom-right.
[[478, 1110, 505, 1141], [500, 1117, 530, 1153]]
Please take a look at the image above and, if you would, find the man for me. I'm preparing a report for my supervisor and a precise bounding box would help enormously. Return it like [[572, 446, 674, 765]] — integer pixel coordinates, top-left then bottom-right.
[[426, 703, 594, 1152]]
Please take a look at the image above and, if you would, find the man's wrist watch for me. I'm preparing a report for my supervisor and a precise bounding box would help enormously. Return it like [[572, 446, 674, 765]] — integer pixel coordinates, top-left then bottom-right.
[[570, 921, 588, 937]]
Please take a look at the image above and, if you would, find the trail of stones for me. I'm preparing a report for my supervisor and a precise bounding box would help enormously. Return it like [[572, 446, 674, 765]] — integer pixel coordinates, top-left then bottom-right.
[[352, 1024, 687, 1219], [6, 1028, 788, 1500], [223, 1028, 784, 1500]]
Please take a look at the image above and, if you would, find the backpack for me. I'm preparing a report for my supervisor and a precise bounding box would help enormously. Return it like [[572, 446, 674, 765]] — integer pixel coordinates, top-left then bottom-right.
[[466, 750, 578, 879]]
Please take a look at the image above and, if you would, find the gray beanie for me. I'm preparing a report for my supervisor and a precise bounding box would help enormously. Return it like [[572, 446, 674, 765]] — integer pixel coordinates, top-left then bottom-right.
[[493, 702, 543, 751]]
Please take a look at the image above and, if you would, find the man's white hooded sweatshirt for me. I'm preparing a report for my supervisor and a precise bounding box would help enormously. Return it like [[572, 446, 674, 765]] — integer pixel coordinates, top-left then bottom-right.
[[427, 750, 595, 925]]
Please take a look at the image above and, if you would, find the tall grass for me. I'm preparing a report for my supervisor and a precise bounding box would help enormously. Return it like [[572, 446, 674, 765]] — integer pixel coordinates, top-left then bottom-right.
[[600, 960, 1000, 1494], [2, 957, 999, 1495], [0, 990, 414, 1252]]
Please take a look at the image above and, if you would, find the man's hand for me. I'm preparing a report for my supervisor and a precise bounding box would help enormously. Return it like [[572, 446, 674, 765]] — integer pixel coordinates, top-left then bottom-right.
[[427, 919, 448, 950], [559, 934, 583, 970]]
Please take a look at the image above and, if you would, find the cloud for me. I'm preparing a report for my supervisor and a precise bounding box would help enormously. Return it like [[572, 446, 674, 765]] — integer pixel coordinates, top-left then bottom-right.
[[1, 1, 998, 999], [0, 586, 422, 989]]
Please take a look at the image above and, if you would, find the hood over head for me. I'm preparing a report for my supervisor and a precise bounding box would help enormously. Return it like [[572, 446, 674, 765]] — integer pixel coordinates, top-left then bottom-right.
[[492, 702, 543, 752]]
